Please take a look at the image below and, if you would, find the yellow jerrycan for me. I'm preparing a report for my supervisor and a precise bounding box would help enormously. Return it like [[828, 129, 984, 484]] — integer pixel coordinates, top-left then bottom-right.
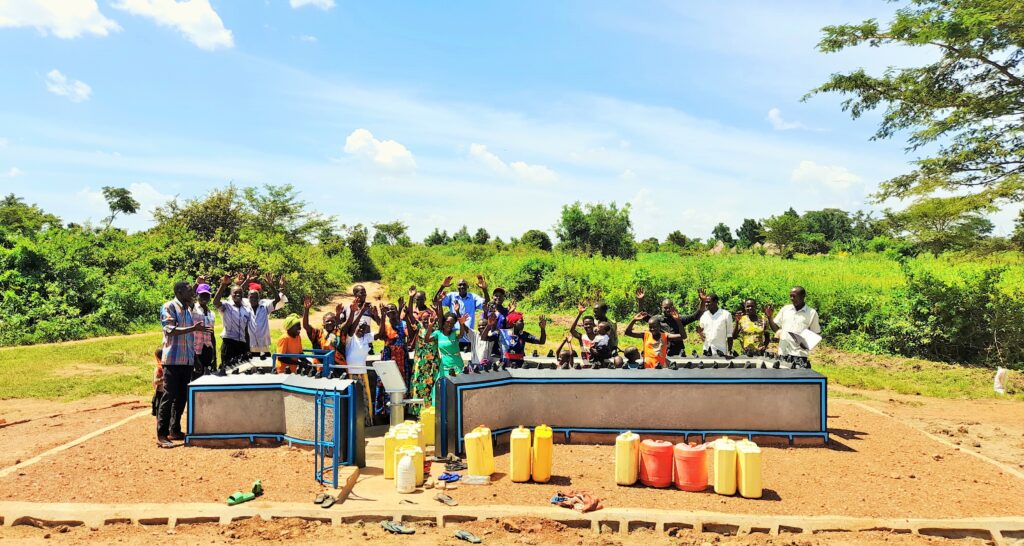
[[383, 428, 398, 479], [472, 425, 495, 475], [711, 437, 737, 495], [420, 405, 436, 446], [393, 445, 425, 486], [532, 424, 553, 483], [614, 431, 640, 486], [735, 439, 762, 499], [464, 429, 488, 476], [509, 426, 532, 482]]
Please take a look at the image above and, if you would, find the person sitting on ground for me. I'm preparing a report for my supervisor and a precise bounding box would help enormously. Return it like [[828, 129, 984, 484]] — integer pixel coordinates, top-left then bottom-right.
[[301, 295, 354, 375], [765, 286, 821, 362], [436, 275, 488, 353], [636, 287, 705, 357], [697, 292, 734, 357], [212, 273, 252, 368], [275, 314, 306, 374], [735, 298, 769, 356], [246, 274, 288, 358], [624, 310, 684, 368], [488, 312, 547, 367], [151, 347, 163, 417], [592, 301, 618, 350]]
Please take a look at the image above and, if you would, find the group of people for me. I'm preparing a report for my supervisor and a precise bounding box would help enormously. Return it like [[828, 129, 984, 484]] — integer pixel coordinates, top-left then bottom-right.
[[154, 272, 821, 448]]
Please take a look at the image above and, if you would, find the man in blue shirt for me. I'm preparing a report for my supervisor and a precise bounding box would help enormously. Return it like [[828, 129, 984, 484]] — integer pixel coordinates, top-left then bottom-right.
[[435, 275, 488, 352]]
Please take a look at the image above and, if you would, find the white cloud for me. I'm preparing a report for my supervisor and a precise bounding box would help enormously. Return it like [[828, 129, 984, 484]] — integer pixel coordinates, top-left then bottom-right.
[[76, 182, 174, 230], [343, 128, 416, 171], [791, 160, 863, 192], [0, 0, 121, 38], [4, 167, 23, 177], [298, 34, 317, 42], [45, 70, 92, 102], [767, 107, 805, 131], [111, 0, 233, 50], [290, 0, 335, 10], [620, 169, 636, 181], [469, 143, 557, 183]]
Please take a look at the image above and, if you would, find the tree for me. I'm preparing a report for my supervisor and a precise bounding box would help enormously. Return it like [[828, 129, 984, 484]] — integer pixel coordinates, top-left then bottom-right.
[[473, 227, 490, 245], [665, 230, 689, 248], [343, 224, 378, 280], [372, 220, 411, 246], [424, 228, 450, 246], [242, 184, 332, 241], [735, 219, 765, 247], [637, 237, 660, 253], [153, 185, 247, 242], [554, 201, 636, 258], [101, 186, 139, 229], [711, 223, 735, 246], [0, 194, 61, 238], [806, 0, 1024, 217], [451, 225, 472, 244], [1012, 209, 1024, 249], [520, 229, 553, 251], [762, 213, 805, 258], [885, 198, 995, 254], [802, 208, 854, 243]]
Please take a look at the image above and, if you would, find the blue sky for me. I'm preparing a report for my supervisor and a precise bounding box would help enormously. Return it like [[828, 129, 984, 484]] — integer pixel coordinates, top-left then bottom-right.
[[1, 0, 1019, 239]]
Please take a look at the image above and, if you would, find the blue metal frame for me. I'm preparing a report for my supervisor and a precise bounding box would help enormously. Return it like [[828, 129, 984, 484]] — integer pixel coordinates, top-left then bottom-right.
[[185, 381, 358, 476], [438, 375, 829, 455]]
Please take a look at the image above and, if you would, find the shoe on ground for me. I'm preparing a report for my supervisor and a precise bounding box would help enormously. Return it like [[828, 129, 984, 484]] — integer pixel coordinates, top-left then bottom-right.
[[156, 436, 174, 448], [167, 432, 184, 441]]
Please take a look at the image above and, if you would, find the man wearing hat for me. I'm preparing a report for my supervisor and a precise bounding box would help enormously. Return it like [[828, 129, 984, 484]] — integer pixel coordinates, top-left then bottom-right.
[[192, 279, 217, 376]]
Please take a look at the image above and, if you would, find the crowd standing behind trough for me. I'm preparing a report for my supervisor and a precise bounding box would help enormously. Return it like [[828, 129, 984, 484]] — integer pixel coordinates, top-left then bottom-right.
[[154, 273, 821, 448]]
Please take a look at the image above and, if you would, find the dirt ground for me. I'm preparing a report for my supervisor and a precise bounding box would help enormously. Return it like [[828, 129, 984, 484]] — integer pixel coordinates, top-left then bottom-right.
[[1, 399, 1022, 521], [0, 516, 990, 545]]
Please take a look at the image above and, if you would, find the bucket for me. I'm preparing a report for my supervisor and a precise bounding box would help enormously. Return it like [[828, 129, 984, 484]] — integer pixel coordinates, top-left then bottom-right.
[[673, 442, 708, 491], [509, 426, 532, 482], [614, 431, 640, 486], [638, 439, 673, 488], [420, 405, 435, 446], [736, 439, 762, 499], [711, 437, 737, 495], [532, 424, 553, 483]]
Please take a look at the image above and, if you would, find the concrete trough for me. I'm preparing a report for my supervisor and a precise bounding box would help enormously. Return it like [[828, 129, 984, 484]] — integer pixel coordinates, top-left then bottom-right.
[[436, 359, 827, 456]]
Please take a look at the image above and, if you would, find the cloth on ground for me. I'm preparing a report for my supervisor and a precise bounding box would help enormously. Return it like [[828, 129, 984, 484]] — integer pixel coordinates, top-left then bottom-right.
[[551, 489, 603, 513]]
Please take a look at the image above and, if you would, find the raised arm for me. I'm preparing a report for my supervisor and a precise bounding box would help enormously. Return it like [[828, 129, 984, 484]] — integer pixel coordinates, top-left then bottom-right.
[[301, 295, 316, 341], [533, 316, 548, 345], [374, 303, 388, 341], [567, 303, 585, 341], [665, 309, 685, 341], [342, 301, 364, 336], [212, 274, 232, 309], [624, 312, 648, 339], [433, 275, 453, 305], [634, 287, 645, 311], [269, 274, 285, 309], [476, 275, 490, 305], [764, 304, 778, 332]]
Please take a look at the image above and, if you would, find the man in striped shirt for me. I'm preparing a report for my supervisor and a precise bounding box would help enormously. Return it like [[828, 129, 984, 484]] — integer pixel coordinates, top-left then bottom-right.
[[157, 281, 210, 448]]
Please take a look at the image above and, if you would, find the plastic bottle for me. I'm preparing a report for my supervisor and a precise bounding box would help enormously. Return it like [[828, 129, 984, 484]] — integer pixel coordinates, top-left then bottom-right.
[[396, 453, 415, 493], [420, 405, 436, 446], [393, 445, 424, 486], [473, 425, 495, 475], [509, 426, 532, 483], [711, 437, 737, 495], [638, 439, 673, 488], [532, 424, 553, 483], [383, 429, 397, 480], [614, 431, 640, 486], [673, 442, 708, 491], [735, 439, 762, 499]]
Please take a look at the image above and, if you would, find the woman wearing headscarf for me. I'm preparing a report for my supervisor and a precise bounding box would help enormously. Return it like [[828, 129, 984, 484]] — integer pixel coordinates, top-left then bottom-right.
[[275, 313, 305, 373], [735, 298, 769, 356]]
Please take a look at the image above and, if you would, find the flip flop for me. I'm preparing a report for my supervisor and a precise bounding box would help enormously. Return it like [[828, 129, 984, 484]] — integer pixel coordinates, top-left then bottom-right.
[[381, 521, 416, 534], [433, 493, 458, 506], [455, 530, 482, 543], [313, 493, 328, 504], [438, 472, 461, 482], [321, 495, 336, 509], [226, 491, 255, 506]]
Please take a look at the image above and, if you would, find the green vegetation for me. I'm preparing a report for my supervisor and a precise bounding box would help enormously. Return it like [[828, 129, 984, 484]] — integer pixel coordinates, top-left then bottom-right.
[[372, 244, 1024, 369]]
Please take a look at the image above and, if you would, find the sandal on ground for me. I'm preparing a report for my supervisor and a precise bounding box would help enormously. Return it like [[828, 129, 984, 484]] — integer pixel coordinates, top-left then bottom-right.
[[313, 493, 328, 504], [433, 493, 458, 506], [381, 520, 416, 534], [226, 492, 255, 506], [321, 495, 336, 509], [156, 437, 174, 449], [455, 530, 482, 543]]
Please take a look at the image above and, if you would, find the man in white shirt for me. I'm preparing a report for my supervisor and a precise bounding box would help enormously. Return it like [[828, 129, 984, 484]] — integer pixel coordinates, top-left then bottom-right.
[[245, 276, 288, 357], [697, 293, 734, 356], [766, 286, 821, 359], [213, 274, 252, 368]]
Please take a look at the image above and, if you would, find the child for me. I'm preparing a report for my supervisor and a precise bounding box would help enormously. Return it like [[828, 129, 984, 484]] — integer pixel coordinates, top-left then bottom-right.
[[345, 303, 376, 425], [624, 311, 684, 368], [275, 314, 305, 374], [621, 347, 643, 369], [151, 347, 164, 417], [484, 312, 547, 368], [555, 334, 575, 369]]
